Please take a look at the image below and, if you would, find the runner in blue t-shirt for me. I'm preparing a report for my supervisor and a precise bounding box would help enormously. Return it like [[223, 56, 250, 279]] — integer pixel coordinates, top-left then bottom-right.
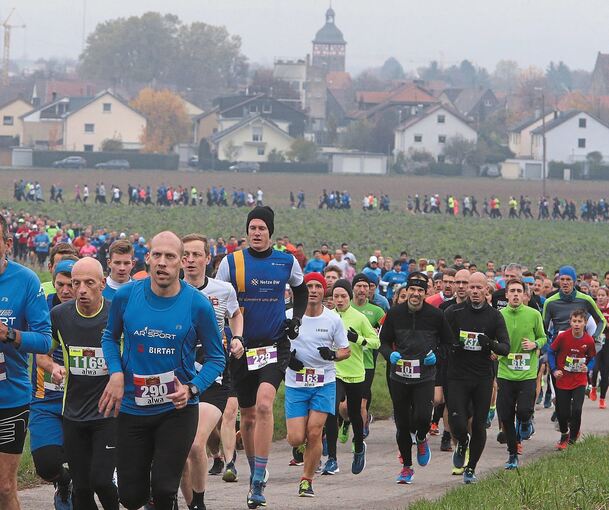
[[99, 231, 225, 510]]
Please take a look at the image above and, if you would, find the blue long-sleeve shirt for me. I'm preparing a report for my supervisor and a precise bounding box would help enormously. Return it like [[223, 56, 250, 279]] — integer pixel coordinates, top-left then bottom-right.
[[0, 260, 52, 408], [304, 258, 326, 274], [101, 278, 225, 415]]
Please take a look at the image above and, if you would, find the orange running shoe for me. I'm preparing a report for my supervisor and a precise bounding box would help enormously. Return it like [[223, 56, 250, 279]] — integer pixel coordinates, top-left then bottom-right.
[[590, 387, 598, 401], [600, 398, 607, 409], [430, 423, 440, 436]]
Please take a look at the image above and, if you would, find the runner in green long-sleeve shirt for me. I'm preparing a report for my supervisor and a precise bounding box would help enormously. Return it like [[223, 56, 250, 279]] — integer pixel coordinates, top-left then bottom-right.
[[497, 279, 547, 470]]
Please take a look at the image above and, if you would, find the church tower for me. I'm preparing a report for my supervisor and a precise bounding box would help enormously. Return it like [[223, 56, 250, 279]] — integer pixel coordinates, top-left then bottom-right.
[[312, 6, 346, 73]]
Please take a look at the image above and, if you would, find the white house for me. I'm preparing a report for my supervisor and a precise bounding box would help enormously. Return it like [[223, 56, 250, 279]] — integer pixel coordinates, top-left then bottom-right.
[[508, 111, 559, 158], [394, 104, 477, 162], [209, 114, 294, 162], [531, 111, 609, 163]]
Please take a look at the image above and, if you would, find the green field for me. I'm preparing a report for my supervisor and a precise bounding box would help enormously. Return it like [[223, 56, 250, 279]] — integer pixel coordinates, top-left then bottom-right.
[[9, 201, 609, 274], [410, 434, 609, 510]]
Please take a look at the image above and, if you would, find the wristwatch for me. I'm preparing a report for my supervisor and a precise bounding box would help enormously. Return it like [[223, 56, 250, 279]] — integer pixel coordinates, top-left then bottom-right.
[[187, 383, 200, 399], [232, 335, 243, 342], [5, 328, 16, 343]]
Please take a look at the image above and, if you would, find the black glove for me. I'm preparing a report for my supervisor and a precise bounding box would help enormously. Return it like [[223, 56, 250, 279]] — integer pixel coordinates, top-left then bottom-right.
[[285, 318, 301, 340], [347, 327, 359, 343], [477, 334, 491, 349], [288, 350, 304, 371], [318, 346, 337, 361]]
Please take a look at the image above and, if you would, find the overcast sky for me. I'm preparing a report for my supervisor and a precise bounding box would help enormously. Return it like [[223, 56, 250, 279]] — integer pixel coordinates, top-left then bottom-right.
[[8, 0, 609, 74]]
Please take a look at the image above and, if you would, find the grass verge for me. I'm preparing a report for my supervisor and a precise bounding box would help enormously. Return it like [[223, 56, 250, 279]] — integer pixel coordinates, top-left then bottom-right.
[[409, 434, 609, 510]]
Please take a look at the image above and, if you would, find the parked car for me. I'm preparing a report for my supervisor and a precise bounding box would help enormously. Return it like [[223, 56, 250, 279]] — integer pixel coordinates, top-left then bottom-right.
[[188, 156, 199, 168], [51, 156, 87, 169], [229, 161, 260, 173], [94, 159, 130, 170]]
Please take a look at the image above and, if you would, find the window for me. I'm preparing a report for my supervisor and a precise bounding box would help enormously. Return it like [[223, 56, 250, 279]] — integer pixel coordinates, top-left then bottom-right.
[[257, 147, 265, 156], [252, 126, 263, 142], [414, 134, 423, 143], [484, 99, 493, 107], [83, 144, 94, 152], [579, 118, 586, 128], [2, 115, 13, 126], [578, 138, 586, 148], [438, 135, 447, 143], [437, 114, 445, 124], [437, 155, 446, 163], [103, 103, 112, 112], [262, 103, 272, 114], [84, 123, 95, 133], [249, 104, 258, 114]]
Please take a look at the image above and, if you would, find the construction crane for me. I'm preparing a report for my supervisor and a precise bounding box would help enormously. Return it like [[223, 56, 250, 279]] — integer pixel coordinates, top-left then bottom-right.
[[2, 8, 26, 86]]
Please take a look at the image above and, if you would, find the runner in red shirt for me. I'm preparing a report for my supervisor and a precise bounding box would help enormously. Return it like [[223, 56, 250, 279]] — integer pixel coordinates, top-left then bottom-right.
[[549, 309, 596, 450]]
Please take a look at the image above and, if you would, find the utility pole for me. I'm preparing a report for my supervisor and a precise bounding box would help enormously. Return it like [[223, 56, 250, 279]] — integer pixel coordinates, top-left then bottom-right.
[[535, 87, 547, 198], [2, 8, 26, 86]]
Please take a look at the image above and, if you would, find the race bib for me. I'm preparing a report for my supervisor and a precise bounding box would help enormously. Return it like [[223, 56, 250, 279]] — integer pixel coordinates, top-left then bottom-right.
[[564, 356, 587, 373], [43, 370, 64, 392], [507, 353, 531, 371], [395, 359, 421, 379], [134, 370, 176, 406], [246, 346, 277, 371], [294, 368, 325, 387], [0, 353, 6, 381], [68, 346, 107, 376], [460, 331, 482, 351]]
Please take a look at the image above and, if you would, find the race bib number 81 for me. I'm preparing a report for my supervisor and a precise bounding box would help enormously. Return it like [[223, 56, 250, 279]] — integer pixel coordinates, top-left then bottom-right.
[[295, 368, 325, 387], [460, 331, 482, 351], [395, 359, 421, 379], [134, 370, 176, 406], [246, 346, 278, 371], [68, 346, 108, 376]]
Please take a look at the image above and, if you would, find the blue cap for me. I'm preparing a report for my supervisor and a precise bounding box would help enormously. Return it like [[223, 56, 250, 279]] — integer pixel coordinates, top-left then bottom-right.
[[54, 259, 75, 276], [523, 276, 535, 284], [138, 237, 145, 244], [559, 265, 577, 281]]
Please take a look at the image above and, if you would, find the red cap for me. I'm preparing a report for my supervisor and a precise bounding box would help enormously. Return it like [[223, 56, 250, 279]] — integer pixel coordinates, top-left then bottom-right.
[[304, 272, 327, 293]]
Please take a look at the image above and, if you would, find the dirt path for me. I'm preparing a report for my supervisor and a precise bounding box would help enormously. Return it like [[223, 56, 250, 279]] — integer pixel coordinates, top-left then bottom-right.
[[18, 399, 609, 509]]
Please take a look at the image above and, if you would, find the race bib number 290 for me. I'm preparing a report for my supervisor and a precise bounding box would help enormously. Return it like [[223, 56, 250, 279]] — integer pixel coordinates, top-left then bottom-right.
[[246, 346, 278, 371], [134, 370, 176, 406]]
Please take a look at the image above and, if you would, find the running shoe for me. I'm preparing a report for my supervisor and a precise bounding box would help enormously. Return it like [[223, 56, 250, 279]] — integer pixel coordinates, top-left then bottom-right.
[[440, 432, 453, 452], [452, 438, 469, 469], [416, 438, 431, 467], [518, 420, 535, 440], [396, 466, 414, 484], [321, 457, 339, 475], [452, 466, 465, 476], [54, 481, 73, 510], [556, 434, 569, 451], [496, 430, 507, 444], [543, 392, 553, 409], [429, 423, 440, 436], [249, 469, 270, 488], [222, 462, 238, 483], [504, 454, 519, 470], [352, 442, 367, 474], [208, 457, 224, 475], [600, 398, 607, 409], [315, 461, 323, 474], [247, 480, 266, 509], [486, 407, 496, 429], [298, 479, 314, 497], [535, 390, 543, 405], [590, 386, 598, 401], [585, 385, 591, 397], [463, 467, 478, 484], [338, 421, 350, 444], [289, 446, 304, 466]]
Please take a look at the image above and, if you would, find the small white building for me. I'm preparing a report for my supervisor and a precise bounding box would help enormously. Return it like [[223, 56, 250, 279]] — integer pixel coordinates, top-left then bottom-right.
[[508, 111, 559, 158], [531, 110, 609, 163], [394, 104, 477, 162], [329, 151, 387, 175]]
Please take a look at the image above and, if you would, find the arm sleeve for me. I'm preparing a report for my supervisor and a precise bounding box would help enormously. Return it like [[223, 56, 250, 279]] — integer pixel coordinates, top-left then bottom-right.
[[378, 310, 394, 361], [215, 256, 230, 283], [101, 290, 128, 375], [226, 286, 240, 317], [547, 336, 560, 371], [290, 282, 308, 321], [586, 296, 607, 340], [534, 311, 547, 350], [288, 257, 304, 286], [491, 313, 510, 356], [542, 300, 551, 334], [358, 315, 380, 350], [18, 276, 52, 354], [190, 297, 226, 393], [333, 314, 350, 349]]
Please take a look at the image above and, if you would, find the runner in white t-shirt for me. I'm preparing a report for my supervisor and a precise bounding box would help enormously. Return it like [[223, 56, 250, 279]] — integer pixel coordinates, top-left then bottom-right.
[[285, 272, 350, 498], [180, 234, 244, 510]]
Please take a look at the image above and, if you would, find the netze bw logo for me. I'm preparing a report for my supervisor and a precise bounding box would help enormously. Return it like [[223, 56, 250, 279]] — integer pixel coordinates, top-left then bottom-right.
[[251, 279, 259, 286]]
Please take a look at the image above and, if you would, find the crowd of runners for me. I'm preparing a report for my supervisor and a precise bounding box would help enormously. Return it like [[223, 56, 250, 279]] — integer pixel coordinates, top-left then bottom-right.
[[1, 203, 609, 510]]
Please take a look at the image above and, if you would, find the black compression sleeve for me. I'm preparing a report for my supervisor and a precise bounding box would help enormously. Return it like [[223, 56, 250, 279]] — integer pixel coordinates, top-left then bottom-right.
[[291, 282, 308, 321]]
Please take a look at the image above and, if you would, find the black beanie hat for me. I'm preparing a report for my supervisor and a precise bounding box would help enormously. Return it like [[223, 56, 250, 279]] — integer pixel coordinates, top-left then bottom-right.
[[246, 206, 275, 236], [332, 279, 353, 299], [351, 273, 370, 288]]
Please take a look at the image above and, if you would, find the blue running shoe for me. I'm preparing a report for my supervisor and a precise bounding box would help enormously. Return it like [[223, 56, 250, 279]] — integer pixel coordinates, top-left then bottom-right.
[[452, 438, 468, 469], [518, 420, 535, 440], [396, 466, 414, 484], [247, 480, 266, 509], [54, 481, 73, 510], [352, 442, 367, 474], [416, 438, 431, 467], [321, 457, 339, 475], [463, 467, 478, 484], [536, 390, 543, 405], [504, 454, 519, 470], [543, 392, 552, 409]]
